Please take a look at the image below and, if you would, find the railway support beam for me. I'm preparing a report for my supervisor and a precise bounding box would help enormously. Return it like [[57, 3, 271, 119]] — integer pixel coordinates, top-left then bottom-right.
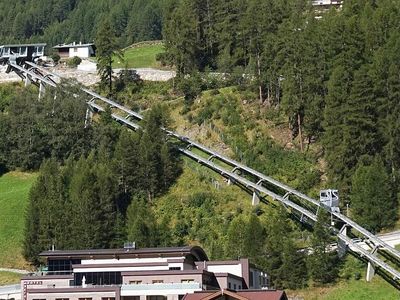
[[39, 82, 45, 100], [366, 246, 378, 282], [24, 75, 31, 87], [252, 191, 260, 206], [366, 262, 375, 282]]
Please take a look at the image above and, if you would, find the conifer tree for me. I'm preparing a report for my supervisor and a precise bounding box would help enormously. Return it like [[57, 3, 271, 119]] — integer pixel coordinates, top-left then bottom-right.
[[350, 157, 397, 232], [308, 210, 339, 285], [96, 19, 122, 96], [126, 195, 158, 247]]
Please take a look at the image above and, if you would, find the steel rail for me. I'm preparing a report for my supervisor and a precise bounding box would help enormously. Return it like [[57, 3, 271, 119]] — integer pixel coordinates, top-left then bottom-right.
[[338, 233, 400, 280], [8, 62, 400, 282], [8, 63, 57, 87]]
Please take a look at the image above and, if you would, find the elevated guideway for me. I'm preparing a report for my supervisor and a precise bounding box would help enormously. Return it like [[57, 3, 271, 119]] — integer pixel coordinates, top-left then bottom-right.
[[6, 61, 400, 287]]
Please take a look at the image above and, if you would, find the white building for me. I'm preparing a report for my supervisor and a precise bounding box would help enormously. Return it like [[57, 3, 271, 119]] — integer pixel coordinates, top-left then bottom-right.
[[53, 42, 96, 59]]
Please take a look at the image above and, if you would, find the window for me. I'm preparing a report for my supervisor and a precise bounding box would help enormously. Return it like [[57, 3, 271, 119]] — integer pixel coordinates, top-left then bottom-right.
[[122, 297, 139, 300], [152, 280, 164, 284], [102, 298, 115, 300], [249, 272, 254, 287], [233, 284, 236, 290], [74, 272, 122, 286], [49, 259, 81, 275], [169, 267, 181, 270], [56, 298, 69, 300], [129, 281, 142, 285], [79, 298, 92, 300], [19, 47, 27, 56], [181, 279, 194, 283], [228, 283, 231, 289], [238, 286, 241, 290], [33, 299, 46, 300], [74, 48, 78, 52], [147, 296, 166, 300]]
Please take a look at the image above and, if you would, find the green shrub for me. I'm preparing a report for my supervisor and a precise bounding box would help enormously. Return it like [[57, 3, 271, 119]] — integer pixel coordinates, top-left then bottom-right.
[[66, 56, 82, 68], [51, 53, 61, 64]]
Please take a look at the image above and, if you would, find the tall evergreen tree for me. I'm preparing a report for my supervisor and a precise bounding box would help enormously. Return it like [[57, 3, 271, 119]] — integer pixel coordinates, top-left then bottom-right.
[[96, 19, 122, 96], [350, 157, 397, 232], [308, 210, 339, 285]]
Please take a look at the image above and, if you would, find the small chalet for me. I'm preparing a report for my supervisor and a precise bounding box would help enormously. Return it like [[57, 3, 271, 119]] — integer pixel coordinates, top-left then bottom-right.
[[53, 42, 96, 59]]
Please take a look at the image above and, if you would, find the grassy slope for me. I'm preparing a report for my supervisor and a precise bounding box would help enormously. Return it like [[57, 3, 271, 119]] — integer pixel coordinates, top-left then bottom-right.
[[288, 278, 399, 300], [0, 172, 36, 269], [113, 43, 165, 69], [0, 271, 22, 285]]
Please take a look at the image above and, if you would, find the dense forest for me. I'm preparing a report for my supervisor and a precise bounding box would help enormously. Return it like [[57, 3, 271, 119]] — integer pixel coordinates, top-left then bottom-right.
[[0, 0, 163, 47], [163, 0, 400, 233], [1, 0, 400, 291]]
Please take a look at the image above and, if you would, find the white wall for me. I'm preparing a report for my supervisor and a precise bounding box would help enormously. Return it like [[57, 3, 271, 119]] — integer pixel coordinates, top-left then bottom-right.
[[205, 265, 242, 278], [69, 47, 90, 58]]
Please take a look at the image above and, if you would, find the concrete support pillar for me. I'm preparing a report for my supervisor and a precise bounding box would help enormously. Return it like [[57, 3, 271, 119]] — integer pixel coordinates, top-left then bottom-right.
[[366, 261, 375, 282], [25, 75, 31, 87], [252, 191, 260, 206], [338, 225, 348, 258], [366, 246, 378, 282], [84, 107, 93, 128], [38, 82, 45, 100]]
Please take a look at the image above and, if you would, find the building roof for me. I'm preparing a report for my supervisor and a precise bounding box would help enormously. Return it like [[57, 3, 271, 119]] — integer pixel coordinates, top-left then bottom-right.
[[0, 43, 46, 47], [183, 290, 287, 300], [39, 246, 209, 261], [53, 42, 94, 49]]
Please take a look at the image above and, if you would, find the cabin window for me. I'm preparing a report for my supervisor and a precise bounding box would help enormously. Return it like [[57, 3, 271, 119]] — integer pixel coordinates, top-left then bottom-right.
[[129, 280, 142, 285], [74, 47, 78, 52], [169, 267, 181, 270], [152, 280, 164, 284]]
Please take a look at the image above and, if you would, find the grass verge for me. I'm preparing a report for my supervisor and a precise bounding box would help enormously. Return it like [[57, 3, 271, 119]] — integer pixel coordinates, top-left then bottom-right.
[[0, 172, 37, 269], [0, 271, 22, 285], [113, 44, 165, 69]]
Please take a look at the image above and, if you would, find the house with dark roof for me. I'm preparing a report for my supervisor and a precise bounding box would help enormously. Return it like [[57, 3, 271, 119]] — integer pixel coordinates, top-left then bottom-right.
[[182, 290, 288, 300], [20, 246, 276, 300]]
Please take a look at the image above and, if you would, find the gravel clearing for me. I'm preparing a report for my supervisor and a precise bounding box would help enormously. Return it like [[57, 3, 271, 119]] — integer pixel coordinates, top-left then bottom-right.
[[0, 63, 175, 86]]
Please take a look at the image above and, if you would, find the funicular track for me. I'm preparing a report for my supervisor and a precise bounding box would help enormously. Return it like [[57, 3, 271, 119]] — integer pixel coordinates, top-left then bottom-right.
[[7, 61, 400, 288]]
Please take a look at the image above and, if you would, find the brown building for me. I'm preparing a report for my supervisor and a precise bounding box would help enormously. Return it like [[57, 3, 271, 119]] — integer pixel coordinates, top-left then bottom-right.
[[20, 246, 277, 300]]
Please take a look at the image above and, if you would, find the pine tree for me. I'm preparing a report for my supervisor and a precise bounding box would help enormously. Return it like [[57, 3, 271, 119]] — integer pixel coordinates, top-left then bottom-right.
[[126, 195, 158, 247], [350, 157, 397, 232], [96, 19, 122, 96], [308, 210, 339, 285]]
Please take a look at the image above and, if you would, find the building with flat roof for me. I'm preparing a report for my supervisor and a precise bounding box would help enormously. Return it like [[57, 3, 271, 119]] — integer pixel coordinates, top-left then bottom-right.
[[0, 44, 46, 65], [21, 246, 271, 300], [53, 42, 95, 59]]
